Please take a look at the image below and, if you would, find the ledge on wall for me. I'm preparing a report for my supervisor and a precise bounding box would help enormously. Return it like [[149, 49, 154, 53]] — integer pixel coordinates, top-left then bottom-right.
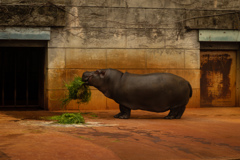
[[0, 27, 50, 40], [199, 30, 240, 42]]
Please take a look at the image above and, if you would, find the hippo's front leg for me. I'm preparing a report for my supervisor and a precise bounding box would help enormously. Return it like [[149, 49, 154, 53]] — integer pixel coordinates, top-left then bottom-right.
[[114, 104, 131, 119]]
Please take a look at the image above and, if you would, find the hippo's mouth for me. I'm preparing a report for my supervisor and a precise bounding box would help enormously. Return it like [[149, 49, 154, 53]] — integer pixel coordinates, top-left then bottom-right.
[[82, 76, 92, 85]]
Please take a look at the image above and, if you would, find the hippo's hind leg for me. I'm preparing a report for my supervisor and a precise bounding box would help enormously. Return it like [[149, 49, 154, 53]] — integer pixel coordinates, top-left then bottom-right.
[[114, 105, 131, 119], [175, 105, 186, 119], [164, 105, 186, 119], [164, 109, 176, 119]]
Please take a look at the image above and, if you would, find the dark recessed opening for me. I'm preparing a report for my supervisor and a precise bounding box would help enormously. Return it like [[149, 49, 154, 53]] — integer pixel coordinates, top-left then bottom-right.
[[0, 47, 45, 110]]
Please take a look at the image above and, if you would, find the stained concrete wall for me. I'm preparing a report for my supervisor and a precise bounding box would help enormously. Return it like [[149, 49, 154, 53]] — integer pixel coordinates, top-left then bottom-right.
[[46, 0, 240, 110], [0, 0, 239, 110], [46, 0, 195, 110]]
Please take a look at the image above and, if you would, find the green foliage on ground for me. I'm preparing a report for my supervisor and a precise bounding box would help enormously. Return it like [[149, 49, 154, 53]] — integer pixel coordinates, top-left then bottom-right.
[[62, 76, 91, 107], [49, 113, 85, 124], [55, 76, 92, 124]]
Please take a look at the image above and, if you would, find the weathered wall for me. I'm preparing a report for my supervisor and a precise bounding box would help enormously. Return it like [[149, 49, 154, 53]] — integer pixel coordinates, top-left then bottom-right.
[[47, 0, 240, 110], [47, 0, 204, 110], [0, 1, 65, 26], [2, 0, 238, 110]]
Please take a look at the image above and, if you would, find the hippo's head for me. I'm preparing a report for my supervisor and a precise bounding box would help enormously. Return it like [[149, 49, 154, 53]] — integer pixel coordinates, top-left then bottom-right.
[[82, 69, 123, 98], [82, 69, 107, 87]]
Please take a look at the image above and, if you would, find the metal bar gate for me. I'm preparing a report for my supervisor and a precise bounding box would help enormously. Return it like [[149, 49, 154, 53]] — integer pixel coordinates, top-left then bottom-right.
[[0, 47, 44, 109]]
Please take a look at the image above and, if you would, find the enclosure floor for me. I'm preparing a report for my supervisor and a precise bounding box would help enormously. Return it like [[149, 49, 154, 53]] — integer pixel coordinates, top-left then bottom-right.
[[0, 107, 240, 160]]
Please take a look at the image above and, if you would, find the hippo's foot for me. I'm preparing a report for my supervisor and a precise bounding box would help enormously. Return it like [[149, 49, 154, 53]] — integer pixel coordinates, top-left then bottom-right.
[[164, 115, 175, 119], [114, 105, 131, 119], [164, 105, 186, 119], [114, 112, 123, 118], [114, 112, 130, 119]]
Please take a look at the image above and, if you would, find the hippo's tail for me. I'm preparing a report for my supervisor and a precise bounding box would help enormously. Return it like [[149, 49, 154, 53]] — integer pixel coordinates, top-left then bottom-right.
[[188, 82, 192, 98]]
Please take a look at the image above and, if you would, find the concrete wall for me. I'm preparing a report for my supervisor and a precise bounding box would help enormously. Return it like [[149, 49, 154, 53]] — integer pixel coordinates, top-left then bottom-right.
[[45, 0, 240, 110], [0, 0, 239, 110], [46, 0, 204, 110]]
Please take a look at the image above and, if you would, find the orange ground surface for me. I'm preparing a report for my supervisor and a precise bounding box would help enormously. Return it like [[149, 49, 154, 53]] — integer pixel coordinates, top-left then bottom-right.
[[0, 108, 240, 160]]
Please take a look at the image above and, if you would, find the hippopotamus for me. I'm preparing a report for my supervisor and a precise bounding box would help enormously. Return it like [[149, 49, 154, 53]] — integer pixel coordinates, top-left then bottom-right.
[[82, 69, 192, 119]]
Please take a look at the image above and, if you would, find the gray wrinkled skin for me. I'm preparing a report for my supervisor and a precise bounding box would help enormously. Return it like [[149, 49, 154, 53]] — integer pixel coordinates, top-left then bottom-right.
[[82, 69, 192, 119]]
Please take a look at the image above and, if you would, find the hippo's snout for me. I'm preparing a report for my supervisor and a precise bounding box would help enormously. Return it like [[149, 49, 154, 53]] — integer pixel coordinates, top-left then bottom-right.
[[82, 71, 93, 84], [82, 77, 89, 84]]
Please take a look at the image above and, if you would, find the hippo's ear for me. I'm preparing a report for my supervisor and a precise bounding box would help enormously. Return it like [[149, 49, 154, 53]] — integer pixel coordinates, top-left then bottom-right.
[[99, 70, 106, 78]]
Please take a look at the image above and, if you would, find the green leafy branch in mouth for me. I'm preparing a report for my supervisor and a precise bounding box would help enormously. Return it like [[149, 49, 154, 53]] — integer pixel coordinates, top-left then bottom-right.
[[62, 76, 91, 108]]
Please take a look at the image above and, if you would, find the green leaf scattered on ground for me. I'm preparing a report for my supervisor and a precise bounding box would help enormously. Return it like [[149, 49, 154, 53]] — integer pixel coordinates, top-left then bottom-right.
[[111, 139, 120, 143], [81, 112, 98, 119], [79, 136, 93, 140], [48, 113, 85, 124]]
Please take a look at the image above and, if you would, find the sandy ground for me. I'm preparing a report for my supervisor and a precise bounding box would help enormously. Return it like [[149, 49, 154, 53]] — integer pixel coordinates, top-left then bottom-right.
[[0, 107, 240, 160]]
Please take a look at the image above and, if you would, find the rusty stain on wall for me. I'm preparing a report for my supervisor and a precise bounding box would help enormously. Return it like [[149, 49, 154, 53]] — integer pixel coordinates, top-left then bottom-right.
[[200, 51, 236, 106]]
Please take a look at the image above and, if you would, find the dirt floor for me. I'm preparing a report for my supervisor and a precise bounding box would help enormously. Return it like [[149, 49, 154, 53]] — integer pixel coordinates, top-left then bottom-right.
[[0, 107, 240, 160]]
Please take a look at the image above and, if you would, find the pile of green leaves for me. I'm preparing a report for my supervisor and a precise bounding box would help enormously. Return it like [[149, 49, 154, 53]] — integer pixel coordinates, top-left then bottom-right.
[[49, 113, 85, 124], [62, 76, 91, 107]]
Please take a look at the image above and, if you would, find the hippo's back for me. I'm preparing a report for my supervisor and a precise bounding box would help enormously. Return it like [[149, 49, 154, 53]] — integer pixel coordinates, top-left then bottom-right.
[[114, 72, 191, 112]]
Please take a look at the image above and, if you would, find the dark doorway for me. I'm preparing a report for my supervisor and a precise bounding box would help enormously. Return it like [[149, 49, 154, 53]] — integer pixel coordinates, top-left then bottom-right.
[[0, 47, 45, 109]]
